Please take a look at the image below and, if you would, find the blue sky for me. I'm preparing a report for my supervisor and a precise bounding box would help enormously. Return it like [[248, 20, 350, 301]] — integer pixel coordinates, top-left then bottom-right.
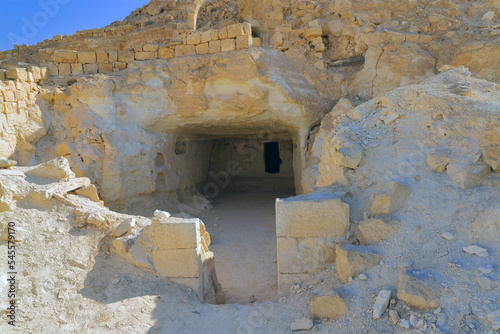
[[0, 0, 150, 51]]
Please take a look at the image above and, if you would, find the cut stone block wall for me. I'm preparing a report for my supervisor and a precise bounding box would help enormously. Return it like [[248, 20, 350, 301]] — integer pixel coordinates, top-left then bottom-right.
[[111, 216, 224, 303], [37, 23, 254, 77], [276, 193, 350, 294]]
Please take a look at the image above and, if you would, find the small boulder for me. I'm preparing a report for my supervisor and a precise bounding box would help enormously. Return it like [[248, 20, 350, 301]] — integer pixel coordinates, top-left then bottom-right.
[[74, 184, 101, 202], [25, 157, 75, 181], [310, 291, 348, 319], [463, 245, 489, 257], [397, 267, 439, 310], [110, 218, 136, 238], [373, 290, 392, 319], [369, 181, 410, 216], [290, 318, 313, 331], [446, 163, 491, 189], [335, 245, 382, 283], [154, 210, 171, 219]]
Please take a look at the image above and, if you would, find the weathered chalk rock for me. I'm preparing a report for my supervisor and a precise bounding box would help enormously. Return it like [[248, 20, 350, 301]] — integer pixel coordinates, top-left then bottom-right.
[[335, 244, 382, 283], [357, 217, 400, 245], [426, 151, 451, 172], [369, 181, 410, 216], [397, 267, 439, 310], [310, 291, 348, 319], [373, 290, 392, 319], [0, 159, 17, 169], [25, 157, 75, 181], [110, 217, 136, 238], [446, 163, 491, 189]]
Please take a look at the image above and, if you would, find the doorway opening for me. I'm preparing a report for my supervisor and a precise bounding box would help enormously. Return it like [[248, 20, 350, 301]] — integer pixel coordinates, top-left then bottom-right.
[[264, 142, 282, 174], [171, 134, 296, 303]]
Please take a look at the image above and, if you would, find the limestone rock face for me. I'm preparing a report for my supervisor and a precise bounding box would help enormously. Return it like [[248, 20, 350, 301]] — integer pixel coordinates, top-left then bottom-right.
[[34, 49, 332, 210], [446, 163, 491, 189]]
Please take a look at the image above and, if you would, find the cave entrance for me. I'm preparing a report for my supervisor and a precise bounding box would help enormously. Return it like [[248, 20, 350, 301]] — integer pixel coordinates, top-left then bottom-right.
[[173, 133, 296, 304]]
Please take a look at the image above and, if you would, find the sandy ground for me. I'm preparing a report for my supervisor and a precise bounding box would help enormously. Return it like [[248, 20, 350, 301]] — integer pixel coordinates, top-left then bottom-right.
[[196, 190, 294, 304]]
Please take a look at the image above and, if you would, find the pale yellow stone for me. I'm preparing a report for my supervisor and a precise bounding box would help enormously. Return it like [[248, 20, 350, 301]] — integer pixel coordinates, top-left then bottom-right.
[[335, 245, 382, 283], [71, 64, 83, 75], [277, 237, 336, 274], [143, 44, 159, 52], [83, 64, 98, 74], [276, 193, 349, 239], [208, 40, 221, 54], [397, 267, 439, 310], [357, 217, 399, 245], [369, 181, 410, 216], [118, 50, 135, 62], [98, 63, 113, 73], [153, 249, 199, 278], [195, 43, 209, 55], [58, 63, 71, 76], [221, 39, 236, 52], [175, 44, 196, 57], [54, 50, 77, 63], [135, 51, 157, 60], [77, 51, 96, 64], [310, 293, 348, 319], [226, 23, 244, 38], [96, 50, 108, 64], [236, 35, 252, 49], [186, 32, 201, 45], [158, 47, 174, 59]]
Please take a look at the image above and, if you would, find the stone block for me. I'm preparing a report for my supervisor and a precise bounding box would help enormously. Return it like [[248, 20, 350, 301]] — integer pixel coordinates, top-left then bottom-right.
[[54, 50, 77, 63], [96, 50, 108, 63], [0, 69, 5, 80], [175, 45, 196, 57], [146, 217, 201, 249], [447, 163, 491, 189], [227, 23, 244, 38], [118, 50, 135, 62], [143, 44, 159, 52], [236, 35, 252, 49], [135, 51, 157, 60], [26, 66, 41, 82], [335, 245, 382, 283], [373, 290, 392, 319], [221, 39, 236, 52], [397, 267, 439, 310], [153, 249, 199, 278], [310, 292, 348, 319], [25, 157, 75, 180], [99, 63, 113, 73], [58, 63, 71, 76], [253, 38, 261, 47], [108, 50, 118, 62], [218, 27, 228, 39], [369, 181, 410, 216], [6, 68, 28, 81], [210, 30, 219, 40], [195, 43, 209, 55], [277, 237, 336, 274], [209, 40, 221, 54], [276, 193, 349, 239], [186, 32, 201, 45], [83, 64, 98, 74], [201, 30, 212, 43], [71, 64, 83, 75], [158, 47, 174, 59], [242, 22, 252, 35], [113, 62, 127, 70], [40, 67, 48, 80], [77, 51, 96, 64]]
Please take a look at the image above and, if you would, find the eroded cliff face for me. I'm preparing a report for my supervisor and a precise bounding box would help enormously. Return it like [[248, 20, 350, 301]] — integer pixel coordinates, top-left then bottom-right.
[[29, 49, 332, 211]]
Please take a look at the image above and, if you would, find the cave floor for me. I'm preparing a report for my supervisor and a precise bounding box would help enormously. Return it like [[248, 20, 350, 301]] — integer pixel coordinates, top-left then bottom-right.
[[196, 189, 294, 304]]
